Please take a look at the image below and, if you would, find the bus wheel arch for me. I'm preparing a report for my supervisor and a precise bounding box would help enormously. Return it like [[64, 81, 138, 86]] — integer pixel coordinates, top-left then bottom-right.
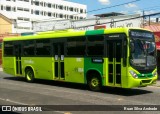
[[25, 66, 34, 83], [86, 70, 102, 91]]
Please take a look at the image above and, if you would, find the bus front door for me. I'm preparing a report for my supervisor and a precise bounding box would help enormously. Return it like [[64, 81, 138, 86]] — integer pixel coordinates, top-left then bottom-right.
[[107, 39, 122, 86], [54, 43, 65, 80], [15, 44, 22, 75]]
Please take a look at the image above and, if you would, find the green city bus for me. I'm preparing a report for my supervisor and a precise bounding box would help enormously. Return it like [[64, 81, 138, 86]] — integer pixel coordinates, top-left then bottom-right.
[[2, 28, 158, 91]]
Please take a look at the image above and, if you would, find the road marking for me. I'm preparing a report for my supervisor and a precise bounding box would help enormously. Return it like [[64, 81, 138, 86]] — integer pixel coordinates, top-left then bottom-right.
[[0, 98, 28, 105]]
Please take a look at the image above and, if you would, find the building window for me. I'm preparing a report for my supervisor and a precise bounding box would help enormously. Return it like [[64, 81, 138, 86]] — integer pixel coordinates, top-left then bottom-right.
[[59, 5, 63, 10], [24, 18, 30, 21], [44, 2, 46, 7], [40, 2, 42, 6], [24, 0, 29, 2], [70, 15, 73, 19], [35, 1, 39, 6], [70, 7, 73, 11], [31, 9, 33, 14], [41, 11, 43, 15], [64, 6, 66, 10], [31, 0, 34, 5], [52, 13, 55, 17], [55, 4, 58, 9], [17, 17, 23, 20], [48, 12, 51, 17], [1, 5, 3, 10], [35, 10, 39, 15], [52, 4, 55, 8], [59, 14, 63, 18], [17, 7, 23, 11], [80, 17, 83, 19], [80, 9, 83, 13], [48, 3, 51, 8], [24, 8, 29, 12], [6, 6, 11, 11], [12, 7, 16, 12]]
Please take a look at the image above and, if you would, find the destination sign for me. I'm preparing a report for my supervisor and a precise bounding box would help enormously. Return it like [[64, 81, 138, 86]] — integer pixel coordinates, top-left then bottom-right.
[[130, 30, 153, 39]]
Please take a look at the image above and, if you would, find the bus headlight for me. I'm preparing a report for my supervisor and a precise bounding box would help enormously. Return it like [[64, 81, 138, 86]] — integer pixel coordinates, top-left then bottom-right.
[[153, 70, 157, 77], [129, 70, 138, 78]]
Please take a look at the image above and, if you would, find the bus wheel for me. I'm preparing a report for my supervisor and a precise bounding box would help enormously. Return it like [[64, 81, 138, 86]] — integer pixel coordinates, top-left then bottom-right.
[[87, 75, 101, 91], [25, 68, 34, 82]]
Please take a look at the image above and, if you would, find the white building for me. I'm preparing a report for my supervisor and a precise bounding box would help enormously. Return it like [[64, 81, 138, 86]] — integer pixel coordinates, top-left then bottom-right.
[[0, 0, 87, 33]]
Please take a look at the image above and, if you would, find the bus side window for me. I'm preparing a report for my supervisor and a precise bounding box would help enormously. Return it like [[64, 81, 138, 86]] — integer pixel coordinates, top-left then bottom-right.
[[23, 40, 35, 56], [4, 41, 14, 56], [87, 35, 104, 57], [67, 36, 86, 56], [35, 39, 51, 56]]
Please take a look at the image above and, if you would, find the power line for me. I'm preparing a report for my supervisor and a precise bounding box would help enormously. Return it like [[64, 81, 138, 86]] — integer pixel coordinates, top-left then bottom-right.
[[62, 12, 160, 29], [86, 0, 141, 13], [119, 7, 160, 16]]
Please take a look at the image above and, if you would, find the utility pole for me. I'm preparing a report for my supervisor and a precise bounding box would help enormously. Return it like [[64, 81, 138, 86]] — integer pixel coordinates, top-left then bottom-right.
[[143, 10, 145, 28]]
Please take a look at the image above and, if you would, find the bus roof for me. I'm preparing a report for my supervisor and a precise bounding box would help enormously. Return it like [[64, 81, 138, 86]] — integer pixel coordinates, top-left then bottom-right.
[[3, 27, 152, 41]]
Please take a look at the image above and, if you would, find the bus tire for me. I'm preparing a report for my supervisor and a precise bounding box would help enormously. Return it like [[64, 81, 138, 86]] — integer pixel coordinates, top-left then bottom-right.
[[25, 68, 34, 83], [87, 73, 102, 91]]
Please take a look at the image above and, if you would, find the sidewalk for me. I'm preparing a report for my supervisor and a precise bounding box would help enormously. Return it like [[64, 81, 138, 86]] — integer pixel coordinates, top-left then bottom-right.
[[152, 80, 160, 87]]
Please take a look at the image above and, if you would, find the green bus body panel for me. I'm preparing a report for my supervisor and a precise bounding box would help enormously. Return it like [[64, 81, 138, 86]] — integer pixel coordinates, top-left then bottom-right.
[[22, 57, 54, 80], [3, 57, 15, 76], [65, 58, 84, 83], [84, 58, 103, 84], [85, 29, 104, 35]]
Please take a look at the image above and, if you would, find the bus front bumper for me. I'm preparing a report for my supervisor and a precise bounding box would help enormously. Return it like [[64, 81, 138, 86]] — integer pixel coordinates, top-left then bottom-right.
[[127, 76, 158, 88]]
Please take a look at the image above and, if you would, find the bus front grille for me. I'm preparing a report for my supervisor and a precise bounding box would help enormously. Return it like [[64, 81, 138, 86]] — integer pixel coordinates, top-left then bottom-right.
[[142, 80, 151, 83]]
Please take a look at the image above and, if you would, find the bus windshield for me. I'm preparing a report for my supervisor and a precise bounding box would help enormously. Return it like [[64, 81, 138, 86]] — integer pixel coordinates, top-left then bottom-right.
[[129, 30, 156, 68]]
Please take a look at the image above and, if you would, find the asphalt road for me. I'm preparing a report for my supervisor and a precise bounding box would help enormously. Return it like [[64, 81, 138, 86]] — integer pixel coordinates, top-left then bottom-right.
[[0, 71, 160, 114]]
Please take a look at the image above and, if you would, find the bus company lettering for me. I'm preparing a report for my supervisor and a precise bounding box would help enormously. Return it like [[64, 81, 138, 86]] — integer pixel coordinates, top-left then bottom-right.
[[24, 60, 34, 64]]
